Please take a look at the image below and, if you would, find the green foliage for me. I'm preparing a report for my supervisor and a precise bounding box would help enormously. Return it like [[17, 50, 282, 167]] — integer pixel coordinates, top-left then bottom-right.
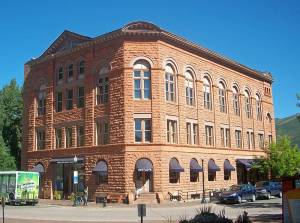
[[0, 79, 23, 169], [0, 139, 16, 170], [297, 93, 300, 122], [276, 115, 300, 147], [53, 191, 63, 200], [253, 136, 300, 178]]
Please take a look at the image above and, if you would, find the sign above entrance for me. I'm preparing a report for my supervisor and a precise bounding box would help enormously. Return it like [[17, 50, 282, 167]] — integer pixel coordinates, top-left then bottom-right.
[[50, 157, 84, 164], [73, 171, 78, 184]]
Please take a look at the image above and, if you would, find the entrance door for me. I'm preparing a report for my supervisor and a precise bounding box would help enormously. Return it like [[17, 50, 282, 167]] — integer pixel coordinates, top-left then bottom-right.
[[135, 171, 153, 194], [143, 171, 152, 192]]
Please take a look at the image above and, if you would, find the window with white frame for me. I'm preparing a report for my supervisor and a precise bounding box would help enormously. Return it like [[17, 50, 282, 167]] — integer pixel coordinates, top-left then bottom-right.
[[256, 94, 262, 121], [165, 65, 176, 102], [167, 119, 178, 143], [203, 77, 212, 110], [97, 76, 109, 105], [219, 82, 227, 113], [258, 133, 264, 149], [57, 67, 64, 82], [77, 125, 84, 147], [65, 127, 73, 148], [186, 121, 199, 145], [55, 128, 63, 149], [96, 121, 109, 145], [133, 60, 151, 99], [235, 130, 242, 148], [232, 86, 240, 116], [205, 125, 214, 146], [244, 90, 252, 118], [220, 127, 230, 148], [56, 91, 62, 112], [37, 90, 46, 116], [67, 64, 74, 79], [185, 71, 195, 106], [134, 118, 151, 143], [247, 130, 255, 149], [78, 60, 85, 78], [77, 87, 85, 108], [36, 130, 45, 150]]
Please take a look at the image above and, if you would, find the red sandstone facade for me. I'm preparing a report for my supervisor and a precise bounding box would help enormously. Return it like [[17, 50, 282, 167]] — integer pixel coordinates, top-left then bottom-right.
[[22, 21, 275, 203]]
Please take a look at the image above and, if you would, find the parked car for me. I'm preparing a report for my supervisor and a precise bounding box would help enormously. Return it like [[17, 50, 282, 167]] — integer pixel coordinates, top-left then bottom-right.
[[255, 181, 282, 199], [219, 184, 256, 204]]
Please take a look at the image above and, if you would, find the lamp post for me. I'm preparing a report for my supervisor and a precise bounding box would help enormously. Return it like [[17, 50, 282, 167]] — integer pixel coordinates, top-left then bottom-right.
[[73, 155, 78, 206], [201, 159, 206, 203]]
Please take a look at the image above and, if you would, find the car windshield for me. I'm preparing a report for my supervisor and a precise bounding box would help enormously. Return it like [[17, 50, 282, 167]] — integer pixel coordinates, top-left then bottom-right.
[[229, 185, 240, 191], [256, 181, 269, 187]]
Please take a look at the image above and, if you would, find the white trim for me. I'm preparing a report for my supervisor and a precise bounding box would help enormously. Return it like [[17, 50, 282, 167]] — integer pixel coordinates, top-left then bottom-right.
[[130, 56, 154, 68], [204, 121, 214, 126], [235, 127, 242, 131], [247, 128, 254, 132], [186, 118, 197, 123], [220, 123, 229, 128], [166, 115, 179, 121]]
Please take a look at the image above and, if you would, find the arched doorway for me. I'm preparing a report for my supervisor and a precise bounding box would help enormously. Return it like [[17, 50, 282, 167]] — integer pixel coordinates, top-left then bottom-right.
[[135, 158, 153, 194]]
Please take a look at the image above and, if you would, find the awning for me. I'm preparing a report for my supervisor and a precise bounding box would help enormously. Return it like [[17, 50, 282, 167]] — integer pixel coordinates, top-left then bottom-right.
[[224, 160, 235, 171], [93, 161, 108, 175], [190, 159, 203, 172], [30, 163, 45, 173], [208, 160, 220, 172], [50, 157, 84, 164], [169, 158, 184, 172], [236, 159, 256, 171], [135, 159, 153, 172]]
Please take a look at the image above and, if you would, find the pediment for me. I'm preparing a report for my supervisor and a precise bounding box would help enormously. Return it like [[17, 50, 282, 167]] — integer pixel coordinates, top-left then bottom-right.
[[122, 21, 161, 32], [41, 30, 91, 57]]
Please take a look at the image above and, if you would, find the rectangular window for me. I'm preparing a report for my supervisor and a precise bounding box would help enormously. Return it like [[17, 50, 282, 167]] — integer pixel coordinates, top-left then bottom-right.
[[247, 131, 255, 149], [224, 170, 231, 180], [66, 89, 73, 110], [36, 130, 45, 150], [258, 133, 264, 149], [245, 98, 252, 118], [65, 127, 73, 148], [134, 70, 151, 99], [167, 120, 178, 143], [220, 127, 230, 148], [235, 130, 242, 148], [208, 171, 216, 181], [193, 124, 199, 145], [219, 89, 226, 113], [96, 121, 109, 145], [190, 172, 199, 182], [165, 73, 175, 102], [37, 91, 46, 116], [97, 77, 109, 105], [55, 128, 63, 149], [233, 93, 240, 116], [203, 91, 211, 110], [186, 123, 191, 144], [134, 119, 151, 143], [268, 135, 273, 144], [186, 122, 199, 145], [77, 87, 85, 108], [77, 126, 84, 147], [169, 172, 180, 183], [257, 101, 262, 121], [186, 80, 194, 106], [56, 91, 63, 112], [68, 64, 73, 79], [205, 125, 214, 146], [98, 172, 108, 185]]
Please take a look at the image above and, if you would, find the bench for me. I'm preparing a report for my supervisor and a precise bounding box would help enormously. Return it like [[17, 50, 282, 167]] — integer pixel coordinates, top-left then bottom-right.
[[168, 192, 181, 201]]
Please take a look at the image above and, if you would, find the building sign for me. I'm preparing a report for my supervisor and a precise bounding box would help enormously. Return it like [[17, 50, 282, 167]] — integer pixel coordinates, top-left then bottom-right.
[[73, 171, 78, 184]]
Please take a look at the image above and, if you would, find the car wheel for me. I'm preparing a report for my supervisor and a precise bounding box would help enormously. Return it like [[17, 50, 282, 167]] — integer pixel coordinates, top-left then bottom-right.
[[267, 192, 271, 200], [278, 192, 282, 198], [251, 194, 256, 202], [237, 196, 242, 204]]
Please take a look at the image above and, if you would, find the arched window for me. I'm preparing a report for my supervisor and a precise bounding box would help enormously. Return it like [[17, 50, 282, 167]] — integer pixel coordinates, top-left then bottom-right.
[[133, 60, 151, 99], [165, 64, 176, 102], [208, 159, 220, 181], [185, 71, 195, 106], [244, 89, 252, 118], [37, 85, 46, 116], [78, 60, 85, 78], [67, 64, 74, 79], [232, 86, 240, 116], [169, 158, 184, 183], [190, 158, 202, 182], [57, 67, 64, 82], [223, 160, 235, 180], [255, 93, 262, 121], [267, 113, 272, 123], [218, 81, 226, 113], [93, 160, 108, 184], [96, 67, 109, 105], [203, 76, 212, 110]]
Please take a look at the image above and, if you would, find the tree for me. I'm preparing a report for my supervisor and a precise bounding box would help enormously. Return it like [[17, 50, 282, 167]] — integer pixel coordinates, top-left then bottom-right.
[[0, 133, 16, 171], [0, 79, 23, 169], [253, 136, 300, 178]]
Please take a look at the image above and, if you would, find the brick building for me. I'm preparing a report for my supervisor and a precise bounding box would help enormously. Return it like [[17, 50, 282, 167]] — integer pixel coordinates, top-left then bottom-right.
[[22, 21, 275, 203]]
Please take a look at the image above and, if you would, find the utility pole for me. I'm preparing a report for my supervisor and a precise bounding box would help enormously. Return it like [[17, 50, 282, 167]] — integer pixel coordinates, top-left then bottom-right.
[[201, 159, 206, 203]]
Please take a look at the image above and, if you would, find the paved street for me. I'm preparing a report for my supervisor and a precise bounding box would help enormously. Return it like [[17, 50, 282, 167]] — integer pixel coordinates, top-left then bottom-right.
[[3, 198, 282, 223]]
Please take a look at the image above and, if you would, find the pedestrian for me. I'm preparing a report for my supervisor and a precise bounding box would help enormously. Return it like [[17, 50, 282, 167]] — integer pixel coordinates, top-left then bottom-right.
[[83, 186, 88, 206]]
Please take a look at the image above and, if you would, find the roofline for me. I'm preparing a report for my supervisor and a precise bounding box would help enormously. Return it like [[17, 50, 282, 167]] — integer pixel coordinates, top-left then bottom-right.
[[25, 21, 273, 83]]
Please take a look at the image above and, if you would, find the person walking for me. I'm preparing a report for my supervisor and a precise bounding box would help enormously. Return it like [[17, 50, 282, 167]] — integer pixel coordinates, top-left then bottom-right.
[[83, 186, 88, 206]]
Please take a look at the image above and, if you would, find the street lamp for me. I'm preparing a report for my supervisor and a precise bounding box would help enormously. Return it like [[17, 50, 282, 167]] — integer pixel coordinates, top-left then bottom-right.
[[73, 155, 78, 206], [201, 159, 206, 203]]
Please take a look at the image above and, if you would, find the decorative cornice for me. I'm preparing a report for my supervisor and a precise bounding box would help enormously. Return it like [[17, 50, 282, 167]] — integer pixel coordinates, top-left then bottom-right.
[[26, 21, 273, 83]]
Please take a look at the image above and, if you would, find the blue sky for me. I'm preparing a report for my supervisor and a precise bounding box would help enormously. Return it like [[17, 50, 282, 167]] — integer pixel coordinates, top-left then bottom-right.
[[0, 0, 299, 118]]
